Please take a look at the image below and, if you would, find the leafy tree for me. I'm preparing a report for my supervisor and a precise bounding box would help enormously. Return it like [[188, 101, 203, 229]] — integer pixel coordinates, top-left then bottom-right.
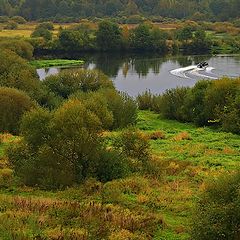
[[0, 87, 36, 134], [0, 39, 34, 60], [31, 27, 53, 41], [176, 26, 193, 42], [0, 50, 42, 100], [96, 20, 123, 51], [130, 24, 153, 51]]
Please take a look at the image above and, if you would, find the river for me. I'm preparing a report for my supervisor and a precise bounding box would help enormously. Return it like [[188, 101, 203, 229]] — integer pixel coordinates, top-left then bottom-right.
[[37, 53, 240, 96]]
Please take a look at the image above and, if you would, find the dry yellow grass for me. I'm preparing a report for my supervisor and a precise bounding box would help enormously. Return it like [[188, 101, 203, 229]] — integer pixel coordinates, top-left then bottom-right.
[[172, 131, 192, 141]]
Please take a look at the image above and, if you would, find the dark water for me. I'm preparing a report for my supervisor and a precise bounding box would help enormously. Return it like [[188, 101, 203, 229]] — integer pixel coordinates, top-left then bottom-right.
[[37, 53, 240, 96]]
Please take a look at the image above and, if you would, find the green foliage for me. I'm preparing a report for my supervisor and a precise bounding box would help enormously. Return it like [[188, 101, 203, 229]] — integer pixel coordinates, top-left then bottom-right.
[[0, 87, 36, 134], [4, 20, 18, 29], [138, 78, 240, 134], [11, 16, 26, 24], [96, 20, 123, 51], [31, 27, 53, 41], [30, 59, 84, 68], [43, 69, 114, 99], [9, 99, 103, 188], [159, 87, 189, 121], [71, 89, 137, 130], [96, 150, 130, 182], [58, 27, 96, 51], [191, 172, 240, 239], [0, 50, 44, 102], [36, 22, 54, 30], [114, 127, 150, 166], [0, 39, 33, 60], [101, 89, 138, 129]]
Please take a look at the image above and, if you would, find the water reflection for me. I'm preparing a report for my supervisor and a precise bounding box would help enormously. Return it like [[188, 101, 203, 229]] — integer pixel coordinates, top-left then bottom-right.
[[37, 53, 240, 96]]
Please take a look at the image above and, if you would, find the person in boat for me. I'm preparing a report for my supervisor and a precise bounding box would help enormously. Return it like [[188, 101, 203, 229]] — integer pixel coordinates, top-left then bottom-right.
[[197, 61, 209, 69]]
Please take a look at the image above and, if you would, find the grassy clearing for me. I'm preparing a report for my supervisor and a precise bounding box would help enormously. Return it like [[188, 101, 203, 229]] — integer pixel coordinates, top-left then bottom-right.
[[30, 59, 84, 68], [0, 111, 239, 239]]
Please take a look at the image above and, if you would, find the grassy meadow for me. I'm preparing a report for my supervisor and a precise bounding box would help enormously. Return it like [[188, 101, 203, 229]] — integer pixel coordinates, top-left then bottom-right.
[[0, 110, 239, 239]]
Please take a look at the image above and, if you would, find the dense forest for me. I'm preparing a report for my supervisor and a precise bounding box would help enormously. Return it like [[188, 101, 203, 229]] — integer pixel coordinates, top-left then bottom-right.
[[1, 0, 240, 21]]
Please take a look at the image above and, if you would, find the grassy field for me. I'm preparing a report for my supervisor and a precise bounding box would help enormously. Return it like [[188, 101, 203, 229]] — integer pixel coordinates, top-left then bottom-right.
[[0, 111, 239, 239], [30, 59, 84, 68]]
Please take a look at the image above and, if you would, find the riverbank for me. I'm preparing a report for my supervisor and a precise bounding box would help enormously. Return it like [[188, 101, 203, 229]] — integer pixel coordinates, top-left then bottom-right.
[[0, 110, 239, 239], [30, 59, 84, 68]]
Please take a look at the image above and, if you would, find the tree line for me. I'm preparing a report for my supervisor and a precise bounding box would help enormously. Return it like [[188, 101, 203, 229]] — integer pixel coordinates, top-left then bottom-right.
[[1, 0, 240, 22], [29, 20, 212, 55]]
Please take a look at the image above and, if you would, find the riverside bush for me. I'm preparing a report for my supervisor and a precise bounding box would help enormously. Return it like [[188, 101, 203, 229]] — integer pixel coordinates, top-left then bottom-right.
[[8, 98, 130, 189], [137, 78, 240, 134], [43, 69, 114, 99], [0, 87, 36, 134], [0, 40, 34, 60]]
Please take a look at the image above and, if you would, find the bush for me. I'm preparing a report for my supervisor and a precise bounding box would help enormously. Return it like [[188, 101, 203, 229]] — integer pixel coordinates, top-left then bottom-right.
[[36, 22, 54, 30], [114, 127, 150, 166], [191, 172, 240, 239], [31, 28, 53, 41], [0, 39, 34, 60], [102, 89, 137, 129], [0, 87, 36, 134], [72, 89, 137, 130], [11, 16, 27, 24], [96, 150, 130, 182], [159, 87, 189, 121], [43, 69, 114, 99], [183, 80, 212, 125], [137, 90, 155, 110], [4, 21, 18, 30], [9, 99, 103, 188], [0, 50, 43, 101]]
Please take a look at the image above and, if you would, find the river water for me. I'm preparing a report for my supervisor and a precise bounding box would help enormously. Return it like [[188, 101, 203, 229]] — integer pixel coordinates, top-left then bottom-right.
[[37, 53, 240, 96]]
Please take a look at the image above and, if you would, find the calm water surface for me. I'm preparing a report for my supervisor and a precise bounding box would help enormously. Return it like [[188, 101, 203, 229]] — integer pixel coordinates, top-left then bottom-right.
[[37, 54, 240, 96]]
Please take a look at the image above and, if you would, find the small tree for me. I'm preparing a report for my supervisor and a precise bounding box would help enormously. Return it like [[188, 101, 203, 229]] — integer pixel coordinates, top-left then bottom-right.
[[0, 87, 36, 134], [96, 20, 123, 51]]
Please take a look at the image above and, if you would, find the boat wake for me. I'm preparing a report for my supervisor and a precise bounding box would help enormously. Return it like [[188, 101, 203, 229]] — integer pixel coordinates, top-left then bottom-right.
[[170, 64, 218, 80]]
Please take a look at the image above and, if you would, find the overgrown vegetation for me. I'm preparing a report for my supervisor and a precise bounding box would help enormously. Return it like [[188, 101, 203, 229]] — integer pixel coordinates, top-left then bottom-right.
[[138, 78, 240, 134]]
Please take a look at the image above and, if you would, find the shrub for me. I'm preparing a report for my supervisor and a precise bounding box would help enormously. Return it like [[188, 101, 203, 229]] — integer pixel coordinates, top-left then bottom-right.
[[36, 22, 54, 30], [70, 91, 113, 130], [96, 150, 130, 182], [0, 39, 34, 60], [114, 127, 150, 166], [159, 87, 189, 121], [191, 172, 240, 240], [11, 16, 27, 24], [72, 89, 137, 130], [0, 87, 36, 134], [183, 80, 212, 125], [31, 28, 53, 41], [137, 90, 154, 110], [101, 89, 137, 129], [4, 21, 18, 30], [43, 69, 114, 99], [0, 50, 43, 101], [9, 99, 102, 188], [204, 78, 240, 129]]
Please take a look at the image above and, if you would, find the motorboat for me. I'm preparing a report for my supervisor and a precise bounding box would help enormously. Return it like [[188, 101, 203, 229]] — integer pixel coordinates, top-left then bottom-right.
[[197, 61, 209, 69]]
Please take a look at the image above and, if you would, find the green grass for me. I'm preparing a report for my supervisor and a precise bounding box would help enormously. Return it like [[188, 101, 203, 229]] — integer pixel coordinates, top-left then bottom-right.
[[0, 110, 239, 239], [30, 59, 84, 68]]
